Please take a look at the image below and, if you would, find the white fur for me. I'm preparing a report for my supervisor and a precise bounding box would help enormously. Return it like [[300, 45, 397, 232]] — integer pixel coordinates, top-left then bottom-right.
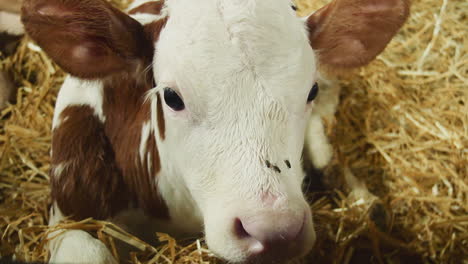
[[139, 121, 151, 161], [51, 162, 69, 179], [152, 0, 317, 260], [48, 204, 117, 264], [344, 168, 378, 205], [306, 113, 333, 169], [130, 13, 164, 25], [127, 0, 159, 10], [304, 75, 340, 169], [0, 11, 23, 35], [146, 152, 152, 175], [313, 77, 341, 122], [49, 230, 117, 264], [53, 76, 106, 129], [147, 87, 204, 235], [304, 77, 341, 169], [128, 0, 168, 25]]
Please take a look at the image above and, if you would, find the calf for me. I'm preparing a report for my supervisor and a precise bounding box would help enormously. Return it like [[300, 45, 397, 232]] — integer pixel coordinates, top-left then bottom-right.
[[21, 0, 409, 263]]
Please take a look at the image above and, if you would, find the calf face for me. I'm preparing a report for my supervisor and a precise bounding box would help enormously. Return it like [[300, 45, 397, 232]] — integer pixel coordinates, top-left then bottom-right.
[[22, 0, 409, 262]]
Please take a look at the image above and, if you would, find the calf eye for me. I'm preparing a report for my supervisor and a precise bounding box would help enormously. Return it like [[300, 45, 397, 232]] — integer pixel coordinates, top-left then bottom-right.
[[164, 88, 185, 111], [307, 82, 319, 103]]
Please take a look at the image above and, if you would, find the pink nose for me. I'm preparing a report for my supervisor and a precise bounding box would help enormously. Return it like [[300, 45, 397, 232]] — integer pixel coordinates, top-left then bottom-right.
[[234, 211, 307, 260]]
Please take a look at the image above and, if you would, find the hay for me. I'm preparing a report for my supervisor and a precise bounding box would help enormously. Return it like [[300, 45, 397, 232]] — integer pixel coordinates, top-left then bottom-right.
[[1, 0, 466, 263]]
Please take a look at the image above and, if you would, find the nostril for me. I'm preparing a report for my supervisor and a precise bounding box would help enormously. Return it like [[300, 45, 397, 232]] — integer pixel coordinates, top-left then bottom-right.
[[234, 218, 250, 239], [237, 213, 305, 244], [232, 213, 310, 262], [234, 218, 265, 255]]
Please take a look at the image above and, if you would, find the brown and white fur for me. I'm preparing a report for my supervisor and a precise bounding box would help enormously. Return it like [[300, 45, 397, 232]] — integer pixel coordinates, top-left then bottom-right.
[[21, 0, 409, 263]]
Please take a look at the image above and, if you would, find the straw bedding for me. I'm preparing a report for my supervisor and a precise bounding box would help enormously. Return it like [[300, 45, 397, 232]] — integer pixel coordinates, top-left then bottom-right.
[[0, 0, 466, 263]]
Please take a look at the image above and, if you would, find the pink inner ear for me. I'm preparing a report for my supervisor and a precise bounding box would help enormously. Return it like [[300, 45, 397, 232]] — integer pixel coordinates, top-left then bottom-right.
[[38, 4, 74, 17], [329, 38, 366, 66], [361, 0, 399, 13], [72, 45, 95, 62], [71, 42, 108, 63]]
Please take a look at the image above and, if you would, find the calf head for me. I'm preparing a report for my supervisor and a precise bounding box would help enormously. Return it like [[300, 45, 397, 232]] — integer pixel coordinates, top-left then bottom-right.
[[22, 0, 408, 262]]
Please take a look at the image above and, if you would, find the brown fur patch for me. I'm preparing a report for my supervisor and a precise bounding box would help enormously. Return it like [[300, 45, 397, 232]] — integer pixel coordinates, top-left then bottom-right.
[[51, 72, 170, 220], [102, 73, 169, 219], [46, 0, 170, 220], [51, 106, 129, 220]]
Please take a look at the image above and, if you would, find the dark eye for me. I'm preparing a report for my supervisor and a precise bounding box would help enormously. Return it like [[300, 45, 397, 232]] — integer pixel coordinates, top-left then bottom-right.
[[291, 5, 297, 11], [307, 82, 319, 103], [164, 87, 185, 111]]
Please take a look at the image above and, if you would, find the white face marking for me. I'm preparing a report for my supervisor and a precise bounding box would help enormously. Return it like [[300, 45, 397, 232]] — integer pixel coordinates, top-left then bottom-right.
[[139, 121, 151, 161], [151, 0, 318, 261], [147, 152, 152, 175], [53, 76, 105, 129]]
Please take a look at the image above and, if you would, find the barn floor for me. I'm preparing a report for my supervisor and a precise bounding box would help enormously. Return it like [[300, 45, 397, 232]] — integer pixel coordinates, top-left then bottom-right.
[[0, 0, 466, 263]]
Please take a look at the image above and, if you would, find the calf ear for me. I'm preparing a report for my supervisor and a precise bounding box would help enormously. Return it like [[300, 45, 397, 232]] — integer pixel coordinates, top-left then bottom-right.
[[307, 0, 410, 69], [21, 0, 151, 79]]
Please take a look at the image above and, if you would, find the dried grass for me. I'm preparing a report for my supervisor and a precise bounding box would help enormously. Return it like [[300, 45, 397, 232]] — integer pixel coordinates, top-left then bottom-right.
[[1, 0, 466, 263]]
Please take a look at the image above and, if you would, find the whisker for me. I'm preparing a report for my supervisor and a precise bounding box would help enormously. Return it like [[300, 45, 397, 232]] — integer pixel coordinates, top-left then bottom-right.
[[136, 61, 155, 86]]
